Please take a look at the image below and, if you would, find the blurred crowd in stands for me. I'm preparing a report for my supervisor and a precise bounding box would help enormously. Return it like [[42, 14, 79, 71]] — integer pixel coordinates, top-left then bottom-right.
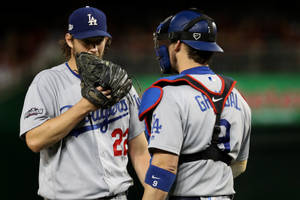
[[0, 6, 299, 93]]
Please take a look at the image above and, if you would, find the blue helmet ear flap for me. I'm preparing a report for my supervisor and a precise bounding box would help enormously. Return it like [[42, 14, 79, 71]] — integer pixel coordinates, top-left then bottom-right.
[[155, 45, 171, 74]]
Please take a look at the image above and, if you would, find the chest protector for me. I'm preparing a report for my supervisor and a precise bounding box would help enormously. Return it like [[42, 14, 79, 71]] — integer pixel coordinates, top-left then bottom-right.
[[139, 74, 236, 165]]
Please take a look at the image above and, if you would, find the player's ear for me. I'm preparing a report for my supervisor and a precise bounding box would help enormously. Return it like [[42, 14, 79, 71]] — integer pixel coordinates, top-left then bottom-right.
[[104, 37, 111, 48], [65, 33, 74, 48], [174, 40, 181, 52]]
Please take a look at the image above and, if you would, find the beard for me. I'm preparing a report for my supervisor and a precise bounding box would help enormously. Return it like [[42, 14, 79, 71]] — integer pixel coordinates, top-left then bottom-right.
[[169, 54, 180, 74], [71, 47, 104, 60]]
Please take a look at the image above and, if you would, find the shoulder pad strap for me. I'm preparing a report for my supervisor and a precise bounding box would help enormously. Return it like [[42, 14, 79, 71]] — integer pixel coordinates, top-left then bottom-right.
[[217, 75, 237, 114], [174, 75, 236, 114], [139, 74, 185, 120]]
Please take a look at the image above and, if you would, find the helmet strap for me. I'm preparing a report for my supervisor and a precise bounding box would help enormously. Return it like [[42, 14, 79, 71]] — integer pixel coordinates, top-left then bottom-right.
[[183, 14, 213, 32]]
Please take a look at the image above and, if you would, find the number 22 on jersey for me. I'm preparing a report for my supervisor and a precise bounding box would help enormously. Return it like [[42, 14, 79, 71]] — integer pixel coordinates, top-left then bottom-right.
[[111, 128, 128, 156]]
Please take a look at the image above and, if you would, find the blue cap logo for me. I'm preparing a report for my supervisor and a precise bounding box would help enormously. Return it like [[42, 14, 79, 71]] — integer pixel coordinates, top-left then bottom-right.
[[68, 6, 112, 39]]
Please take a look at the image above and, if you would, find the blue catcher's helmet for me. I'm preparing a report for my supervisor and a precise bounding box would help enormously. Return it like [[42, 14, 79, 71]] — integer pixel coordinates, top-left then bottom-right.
[[153, 9, 223, 74]]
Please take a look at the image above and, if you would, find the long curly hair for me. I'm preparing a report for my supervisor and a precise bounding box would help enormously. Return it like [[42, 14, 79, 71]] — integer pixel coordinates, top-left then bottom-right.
[[59, 35, 112, 60]]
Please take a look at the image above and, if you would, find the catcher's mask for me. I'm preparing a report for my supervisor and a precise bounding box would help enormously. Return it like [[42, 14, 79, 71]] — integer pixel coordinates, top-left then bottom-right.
[[153, 9, 223, 74]]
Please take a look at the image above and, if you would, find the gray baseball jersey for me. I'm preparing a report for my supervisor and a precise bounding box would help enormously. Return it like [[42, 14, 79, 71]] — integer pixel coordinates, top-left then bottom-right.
[[20, 63, 144, 199], [142, 67, 251, 196]]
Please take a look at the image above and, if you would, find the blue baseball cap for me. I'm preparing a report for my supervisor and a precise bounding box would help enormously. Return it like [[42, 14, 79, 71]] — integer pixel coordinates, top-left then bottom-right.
[[68, 6, 112, 39]]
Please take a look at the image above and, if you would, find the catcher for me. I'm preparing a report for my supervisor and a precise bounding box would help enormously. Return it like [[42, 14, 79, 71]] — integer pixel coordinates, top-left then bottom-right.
[[19, 6, 150, 200], [140, 9, 251, 200]]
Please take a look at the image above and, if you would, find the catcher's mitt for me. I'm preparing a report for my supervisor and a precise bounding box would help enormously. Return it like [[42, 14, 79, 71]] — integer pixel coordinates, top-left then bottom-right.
[[75, 52, 132, 108]]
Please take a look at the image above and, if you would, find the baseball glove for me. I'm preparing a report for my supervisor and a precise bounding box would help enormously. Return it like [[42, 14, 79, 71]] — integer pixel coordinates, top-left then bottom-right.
[[75, 52, 132, 108]]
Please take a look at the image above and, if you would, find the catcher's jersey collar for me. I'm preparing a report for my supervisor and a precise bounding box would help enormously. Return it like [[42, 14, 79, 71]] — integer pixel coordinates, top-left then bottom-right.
[[181, 66, 215, 75], [65, 62, 80, 79]]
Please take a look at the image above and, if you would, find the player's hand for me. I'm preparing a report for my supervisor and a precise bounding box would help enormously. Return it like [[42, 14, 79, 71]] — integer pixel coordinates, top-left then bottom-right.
[[97, 86, 112, 99], [82, 86, 112, 111]]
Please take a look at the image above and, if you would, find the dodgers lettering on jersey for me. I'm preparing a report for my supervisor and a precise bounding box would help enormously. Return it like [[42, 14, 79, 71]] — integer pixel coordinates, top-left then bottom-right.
[[146, 73, 251, 197], [19, 63, 144, 199], [60, 99, 131, 137]]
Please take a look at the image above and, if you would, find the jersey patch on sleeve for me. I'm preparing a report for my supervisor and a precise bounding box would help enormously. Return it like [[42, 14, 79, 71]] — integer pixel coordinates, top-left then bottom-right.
[[24, 107, 44, 119]]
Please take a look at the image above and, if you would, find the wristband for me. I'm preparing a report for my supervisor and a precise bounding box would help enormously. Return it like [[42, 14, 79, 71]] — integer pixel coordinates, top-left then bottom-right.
[[144, 164, 176, 192]]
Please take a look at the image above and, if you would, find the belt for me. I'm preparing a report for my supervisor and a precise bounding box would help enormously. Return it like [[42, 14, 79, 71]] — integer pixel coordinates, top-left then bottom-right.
[[169, 195, 234, 200], [96, 191, 127, 200], [44, 191, 127, 200]]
